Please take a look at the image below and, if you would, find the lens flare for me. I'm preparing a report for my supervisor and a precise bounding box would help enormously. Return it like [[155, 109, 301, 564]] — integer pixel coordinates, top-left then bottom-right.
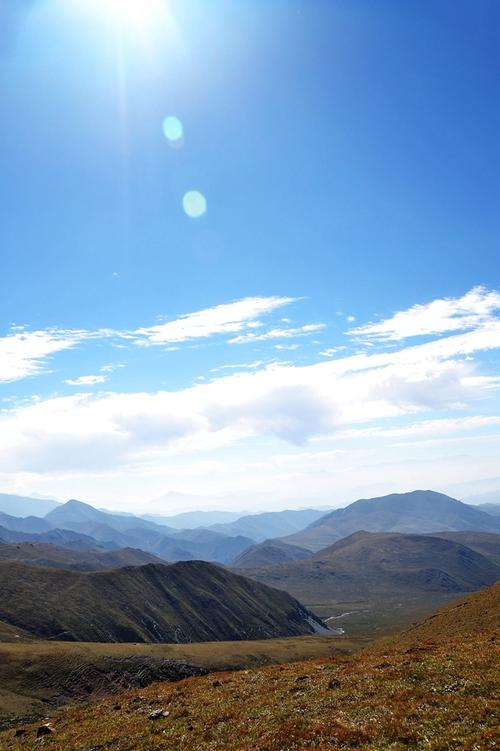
[[162, 116, 184, 145], [183, 191, 207, 219]]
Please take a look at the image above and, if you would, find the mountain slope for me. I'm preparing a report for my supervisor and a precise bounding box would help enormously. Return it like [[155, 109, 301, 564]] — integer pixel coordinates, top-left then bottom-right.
[[0, 542, 164, 571], [3, 583, 497, 750], [0, 560, 325, 643], [476, 502, 500, 516], [282, 490, 500, 551], [427, 530, 500, 566], [242, 531, 500, 599], [395, 580, 500, 644], [232, 539, 312, 567]]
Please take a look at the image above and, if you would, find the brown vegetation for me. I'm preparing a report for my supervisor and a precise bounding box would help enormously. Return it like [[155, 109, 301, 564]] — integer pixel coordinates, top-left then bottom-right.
[[0, 584, 498, 750]]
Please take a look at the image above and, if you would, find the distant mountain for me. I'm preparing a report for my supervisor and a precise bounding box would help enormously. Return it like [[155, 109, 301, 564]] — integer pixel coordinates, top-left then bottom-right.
[[45, 499, 175, 535], [282, 490, 500, 551], [161, 529, 254, 564], [144, 510, 246, 529], [0, 512, 51, 534], [209, 508, 328, 542], [476, 503, 500, 517], [427, 531, 500, 567], [463, 489, 500, 505], [0, 542, 163, 571], [0, 560, 325, 642], [0, 493, 60, 517], [240, 531, 500, 605], [43, 499, 253, 564], [0, 525, 116, 551], [232, 539, 312, 568]]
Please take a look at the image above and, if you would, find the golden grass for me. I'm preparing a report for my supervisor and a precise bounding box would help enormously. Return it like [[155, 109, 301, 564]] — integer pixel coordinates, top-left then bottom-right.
[[0, 634, 360, 729], [1, 631, 498, 750]]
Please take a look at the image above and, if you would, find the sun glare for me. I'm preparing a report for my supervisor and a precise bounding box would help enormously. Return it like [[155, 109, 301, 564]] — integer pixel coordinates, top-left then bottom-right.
[[83, 0, 167, 28]]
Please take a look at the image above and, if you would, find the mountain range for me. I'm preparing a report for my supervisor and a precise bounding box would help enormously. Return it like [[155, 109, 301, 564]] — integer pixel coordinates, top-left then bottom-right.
[[280, 490, 500, 551], [1, 488, 499, 581], [244, 529, 500, 594]]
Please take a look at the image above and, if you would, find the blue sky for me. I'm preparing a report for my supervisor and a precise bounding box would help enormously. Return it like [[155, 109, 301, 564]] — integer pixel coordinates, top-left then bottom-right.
[[0, 0, 499, 512]]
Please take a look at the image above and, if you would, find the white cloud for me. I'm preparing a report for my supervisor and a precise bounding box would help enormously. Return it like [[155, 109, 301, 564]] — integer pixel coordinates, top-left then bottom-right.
[[64, 375, 107, 386], [210, 360, 268, 373], [229, 323, 325, 344], [0, 329, 90, 383], [350, 286, 500, 341], [1, 317, 499, 475], [134, 296, 297, 345]]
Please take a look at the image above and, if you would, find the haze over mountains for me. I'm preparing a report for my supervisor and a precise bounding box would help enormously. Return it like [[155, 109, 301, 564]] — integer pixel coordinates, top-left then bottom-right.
[[0, 487, 498, 642], [1, 489, 499, 568]]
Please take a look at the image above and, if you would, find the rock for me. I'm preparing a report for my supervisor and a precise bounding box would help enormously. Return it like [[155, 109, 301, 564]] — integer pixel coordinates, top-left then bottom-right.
[[36, 723, 55, 737], [212, 680, 222, 687], [328, 678, 341, 689], [14, 729, 26, 737], [149, 709, 170, 720]]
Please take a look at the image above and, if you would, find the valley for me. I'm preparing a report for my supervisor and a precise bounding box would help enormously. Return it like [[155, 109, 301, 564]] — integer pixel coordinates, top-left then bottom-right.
[[1, 583, 498, 750], [0, 488, 498, 743]]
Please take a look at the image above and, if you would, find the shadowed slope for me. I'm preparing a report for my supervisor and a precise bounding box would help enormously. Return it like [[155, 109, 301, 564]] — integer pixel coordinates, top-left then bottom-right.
[[0, 542, 164, 571], [0, 560, 325, 643]]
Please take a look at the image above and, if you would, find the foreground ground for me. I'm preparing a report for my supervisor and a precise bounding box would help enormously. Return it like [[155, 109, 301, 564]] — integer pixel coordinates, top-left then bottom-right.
[[1, 584, 498, 751], [0, 634, 360, 729]]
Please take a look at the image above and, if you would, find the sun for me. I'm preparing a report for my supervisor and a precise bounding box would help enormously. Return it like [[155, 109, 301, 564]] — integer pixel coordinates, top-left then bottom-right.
[[83, 0, 167, 28]]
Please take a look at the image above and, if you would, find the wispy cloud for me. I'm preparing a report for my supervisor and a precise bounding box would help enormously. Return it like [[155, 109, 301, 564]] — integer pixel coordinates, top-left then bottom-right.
[[229, 323, 325, 344], [2, 309, 500, 474], [350, 286, 500, 341], [0, 328, 91, 383], [134, 296, 297, 345], [64, 375, 107, 386], [210, 360, 268, 373], [0, 297, 299, 383]]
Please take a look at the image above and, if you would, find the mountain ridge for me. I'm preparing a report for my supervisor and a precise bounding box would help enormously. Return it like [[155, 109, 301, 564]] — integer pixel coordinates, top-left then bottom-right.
[[0, 559, 326, 643], [280, 490, 500, 551]]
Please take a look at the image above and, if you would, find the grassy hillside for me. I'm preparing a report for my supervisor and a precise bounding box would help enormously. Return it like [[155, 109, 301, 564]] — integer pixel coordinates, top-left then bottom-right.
[[427, 530, 500, 566], [0, 560, 325, 643], [1, 584, 497, 750], [393, 580, 500, 644], [238, 531, 500, 636], [0, 634, 358, 728], [283, 490, 500, 551], [232, 539, 312, 567], [0, 542, 164, 571]]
